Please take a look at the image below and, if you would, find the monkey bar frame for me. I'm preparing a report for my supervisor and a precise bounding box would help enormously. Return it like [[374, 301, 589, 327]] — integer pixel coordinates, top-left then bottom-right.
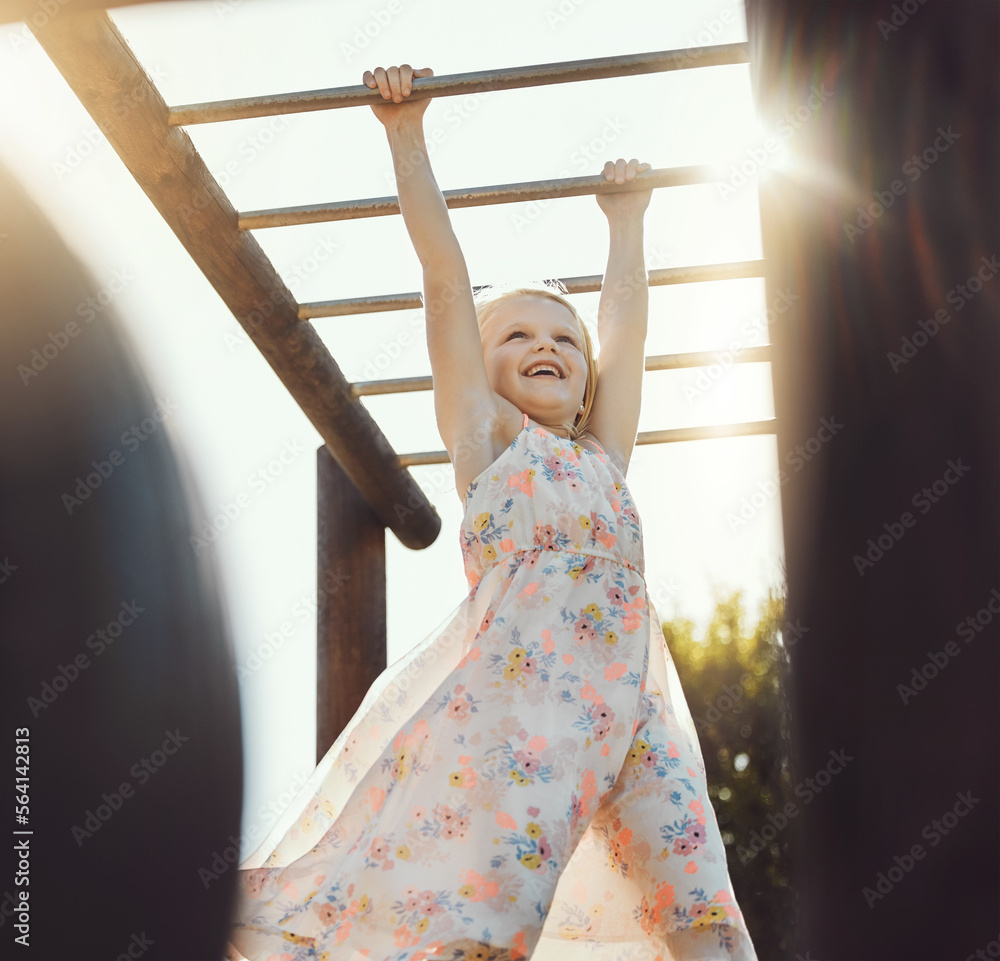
[[29, 7, 774, 756]]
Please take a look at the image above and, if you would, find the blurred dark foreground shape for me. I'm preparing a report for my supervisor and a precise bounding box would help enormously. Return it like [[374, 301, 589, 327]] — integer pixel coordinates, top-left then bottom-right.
[[746, 1, 1000, 957], [0, 163, 243, 959]]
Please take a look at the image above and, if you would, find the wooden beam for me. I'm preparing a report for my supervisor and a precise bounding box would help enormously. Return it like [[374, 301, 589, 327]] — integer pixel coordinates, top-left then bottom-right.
[[31, 8, 440, 551], [0, 0, 197, 26]]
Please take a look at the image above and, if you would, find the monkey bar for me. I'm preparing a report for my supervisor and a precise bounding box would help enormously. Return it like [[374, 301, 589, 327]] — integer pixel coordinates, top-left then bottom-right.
[[28, 6, 774, 757], [241, 167, 719, 228], [170, 44, 750, 125], [352, 345, 771, 397], [300, 260, 767, 318]]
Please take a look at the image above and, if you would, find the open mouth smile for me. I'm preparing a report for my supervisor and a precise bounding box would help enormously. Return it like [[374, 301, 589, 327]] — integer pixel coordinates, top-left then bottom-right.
[[522, 363, 564, 379]]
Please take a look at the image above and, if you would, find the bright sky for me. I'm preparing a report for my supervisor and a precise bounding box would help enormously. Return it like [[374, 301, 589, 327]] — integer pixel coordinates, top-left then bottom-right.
[[0, 0, 784, 854]]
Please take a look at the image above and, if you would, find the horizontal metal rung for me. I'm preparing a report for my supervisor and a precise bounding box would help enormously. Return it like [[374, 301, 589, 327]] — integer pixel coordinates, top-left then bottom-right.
[[352, 347, 772, 397], [633, 419, 777, 445], [242, 166, 710, 230], [300, 261, 766, 319], [170, 44, 750, 126], [398, 419, 777, 468], [354, 376, 433, 397], [642, 345, 772, 370]]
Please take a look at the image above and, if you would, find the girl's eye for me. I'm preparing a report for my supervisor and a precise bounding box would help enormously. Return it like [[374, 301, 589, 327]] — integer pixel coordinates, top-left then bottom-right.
[[506, 331, 577, 346]]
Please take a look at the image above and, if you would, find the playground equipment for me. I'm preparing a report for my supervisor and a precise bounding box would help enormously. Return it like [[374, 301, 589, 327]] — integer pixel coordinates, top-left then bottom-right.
[[28, 6, 775, 758]]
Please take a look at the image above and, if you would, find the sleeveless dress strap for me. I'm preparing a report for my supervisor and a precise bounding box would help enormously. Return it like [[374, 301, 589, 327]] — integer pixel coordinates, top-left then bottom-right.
[[522, 411, 530, 428]]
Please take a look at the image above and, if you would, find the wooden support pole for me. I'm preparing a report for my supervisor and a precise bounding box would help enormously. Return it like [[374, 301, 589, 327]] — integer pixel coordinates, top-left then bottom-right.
[[30, 8, 440, 551], [316, 446, 386, 759]]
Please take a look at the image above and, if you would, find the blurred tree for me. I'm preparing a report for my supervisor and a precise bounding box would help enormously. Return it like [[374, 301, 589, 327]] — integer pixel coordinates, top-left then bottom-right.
[[663, 588, 796, 960]]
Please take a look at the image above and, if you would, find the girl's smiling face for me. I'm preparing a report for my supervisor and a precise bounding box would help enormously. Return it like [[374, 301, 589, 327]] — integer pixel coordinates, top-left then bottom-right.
[[480, 295, 587, 426]]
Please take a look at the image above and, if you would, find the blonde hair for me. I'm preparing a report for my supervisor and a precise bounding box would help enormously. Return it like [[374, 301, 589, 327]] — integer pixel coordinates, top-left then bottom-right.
[[473, 279, 598, 442]]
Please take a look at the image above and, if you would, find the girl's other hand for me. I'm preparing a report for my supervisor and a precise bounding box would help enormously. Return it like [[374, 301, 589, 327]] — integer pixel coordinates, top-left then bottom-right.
[[596, 158, 653, 219], [363, 64, 435, 131]]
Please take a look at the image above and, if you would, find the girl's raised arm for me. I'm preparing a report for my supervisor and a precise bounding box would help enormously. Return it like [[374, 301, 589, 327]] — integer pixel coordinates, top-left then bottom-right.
[[364, 65, 497, 458], [587, 158, 653, 476]]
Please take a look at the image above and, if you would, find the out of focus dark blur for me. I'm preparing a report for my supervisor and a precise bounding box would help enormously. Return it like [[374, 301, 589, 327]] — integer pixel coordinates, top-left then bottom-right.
[[747, 1, 999, 957], [0, 161, 243, 960]]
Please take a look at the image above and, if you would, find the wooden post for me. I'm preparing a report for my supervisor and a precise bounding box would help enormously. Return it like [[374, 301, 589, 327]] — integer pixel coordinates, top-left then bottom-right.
[[317, 445, 387, 760]]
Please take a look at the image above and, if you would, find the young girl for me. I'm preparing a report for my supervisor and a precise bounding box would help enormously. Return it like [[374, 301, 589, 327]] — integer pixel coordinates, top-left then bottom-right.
[[226, 64, 758, 961]]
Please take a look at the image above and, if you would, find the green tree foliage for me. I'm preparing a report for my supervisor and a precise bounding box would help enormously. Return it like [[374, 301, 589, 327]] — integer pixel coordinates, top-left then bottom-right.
[[662, 588, 796, 960]]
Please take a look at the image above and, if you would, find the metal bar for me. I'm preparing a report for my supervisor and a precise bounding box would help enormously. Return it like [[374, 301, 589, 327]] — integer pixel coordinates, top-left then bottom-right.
[[300, 260, 767, 320], [632, 419, 777, 445], [351, 347, 773, 398], [241, 166, 710, 230], [170, 44, 751, 126], [646, 345, 772, 370], [31, 8, 440, 551], [398, 419, 778, 467], [353, 376, 434, 398], [303, 291, 420, 318]]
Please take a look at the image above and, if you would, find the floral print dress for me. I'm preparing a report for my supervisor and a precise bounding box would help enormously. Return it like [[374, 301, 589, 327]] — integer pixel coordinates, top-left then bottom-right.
[[227, 412, 757, 961]]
